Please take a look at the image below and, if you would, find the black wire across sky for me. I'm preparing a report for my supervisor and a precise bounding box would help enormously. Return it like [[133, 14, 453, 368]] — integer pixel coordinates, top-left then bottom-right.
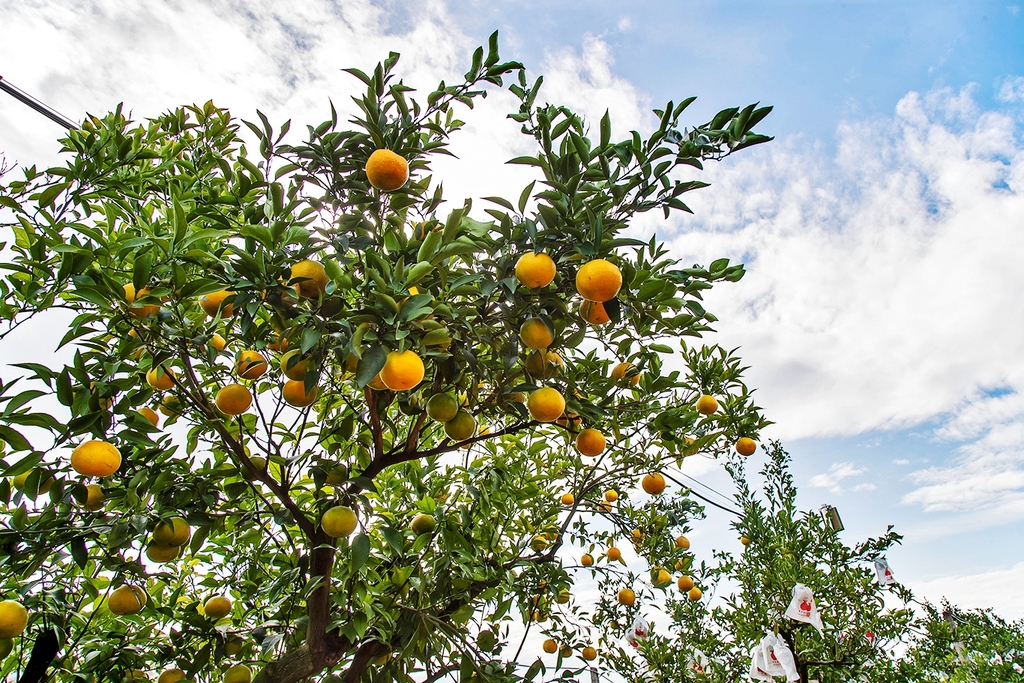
[[0, 76, 76, 129]]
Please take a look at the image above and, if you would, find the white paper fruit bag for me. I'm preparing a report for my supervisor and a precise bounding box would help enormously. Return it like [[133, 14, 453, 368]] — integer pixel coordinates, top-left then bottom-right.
[[748, 645, 772, 681], [874, 557, 895, 586], [785, 583, 824, 632]]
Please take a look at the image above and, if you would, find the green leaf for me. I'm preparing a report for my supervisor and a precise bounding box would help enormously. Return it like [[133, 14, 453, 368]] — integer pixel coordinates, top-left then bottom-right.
[[70, 536, 88, 569], [351, 533, 370, 571], [356, 346, 387, 388], [0, 426, 32, 452]]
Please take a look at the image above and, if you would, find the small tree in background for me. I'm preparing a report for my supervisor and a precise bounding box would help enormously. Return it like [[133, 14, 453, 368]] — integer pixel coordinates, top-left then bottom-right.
[[602, 442, 912, 683], [0, 32, 773, 683]]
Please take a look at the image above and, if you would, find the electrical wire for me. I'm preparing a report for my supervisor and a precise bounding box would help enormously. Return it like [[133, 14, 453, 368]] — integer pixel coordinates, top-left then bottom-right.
[[662, 471, 744, 517], [0, 76, 76, 129]]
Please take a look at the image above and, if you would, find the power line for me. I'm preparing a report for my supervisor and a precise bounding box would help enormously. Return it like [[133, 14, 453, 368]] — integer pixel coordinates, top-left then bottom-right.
[[0, 76, 76, 130], [662, 471, 744, 517]]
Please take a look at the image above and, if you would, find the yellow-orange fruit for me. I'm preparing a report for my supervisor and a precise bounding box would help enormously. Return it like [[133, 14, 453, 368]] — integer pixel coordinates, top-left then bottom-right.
[[138, 407, 160, 427], [379, 350, 425, 391], [696, 394, 718, 415], [675, 535, 690, 549], [216, 384, 252, 416], [199, 290, 234, 317], [581, 553, 594, 566], [71, 440, 122, 477], [736, 437, 757, 456], [147, 366, 175, 391], [527, 387, 565, 423], [575, 259, 622, 302], [607, 547, 622, 562], [204, 595, 232, 619], [542, 638, 558, 654], [641, 473, 666, 495], [519, 318, 554, 350], [575, 428, 606, 457], [282, 380, 318, 407], [688, 587, 703, 601], [560, 493, 575, 506], [515, 252, 557, 289], [290, 260, 329, 299], [152, 517, 191, 546], [235, 351, 269, 380], [108, 585, 147, 615], [83, 483, 105, 511], [124, 284, 160, 319], [581, 646, 597, 661], [365, 149, 410, 192], [677, 575, 695, 592], [579, 300, 610, 325], [617, 588, 635, 606]]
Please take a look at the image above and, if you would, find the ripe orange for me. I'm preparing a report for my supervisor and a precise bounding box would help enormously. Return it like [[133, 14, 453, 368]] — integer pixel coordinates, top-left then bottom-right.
[[365, 149, 409, 192], [736, 437, 757, 456], [515, 252, 556, 289], [108, 585, 147, 615], [675, 535, 690, 549], [267, 334, 290, 353], [13, 470, 53, 497], [575, 428, 606, 457], [524, 350, 562, 379], [147, 366, 175, 391], [367, 373, 389, 391], [560, 493, 575, 506], [581, 553, 594, 566], [153, 517, 191, 546], [617, 588, 635, 606], [604, 489, 618, 502], [597, 501, 612, 513], [677, 575, 694, 592], [380, 350, 425, 391], [611, 362, 640, 386], [124, 284, 160, 319], [321, 506, 358, 538], [209, 333, 227, 352], [607, 546, 622, 562], [527, 387, 565, 423], [581, 646, 597, 661], [519, 318, 554, 349], [280, 350, 309, 380], [575, 259, 622, 302], [688, 587, 703, 602], [235, 350, 269, 380], [0, 600, 27, 638], [199, 290, 235, 317], [158, 670, 186, 683], [740, 536, 751, 546], [696, 394, 718, 415], [146, 543, 181, 563], [555, 412, 582, 431], [641, 473, 666, 495], [216, 384, 252, 416], [71, 440, 121, 477], [224, 664, 252, 683], [204, 595, 232, 619], [579, 300, 610, 325], [290, 260, 329, 298], [542, 638, 558, 654], [282, 380, 318, 407], [159, 395, 181, 417], [138, 407, 159, 427], [653, 568, 672, 587], [530, 535, 549, 552]]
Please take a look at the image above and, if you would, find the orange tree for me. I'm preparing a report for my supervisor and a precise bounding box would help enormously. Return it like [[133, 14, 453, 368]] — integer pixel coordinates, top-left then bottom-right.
[[604, 442, 912, 683], [0, 34, 772, 683]]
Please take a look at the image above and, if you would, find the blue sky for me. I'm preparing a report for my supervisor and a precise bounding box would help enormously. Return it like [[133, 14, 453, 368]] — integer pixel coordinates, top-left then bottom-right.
[[1, 0, 1024, 619]]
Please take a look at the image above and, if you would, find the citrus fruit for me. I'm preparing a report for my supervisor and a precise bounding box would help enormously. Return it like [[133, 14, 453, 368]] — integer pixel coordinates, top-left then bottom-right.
[[677, 575, 694, 592], [410, 513, 436, 535], [216, 384, 252, 416], [282, 380, 318, 407], [224, 664, 252, 683], [642, 473, 666, 495], [204, 595, 232, 619], [688, 587, 703, 601], [279, 350, 308, 380], [324, 463, 348, 486], [741, 536, 751, 546], [138, 407, 160, 427], [153, 517, 191, 546], [0, 601, 27, 638], [365, 149, 409, 192], [581, 553, 594, 567], [736, 437, 757, 456], [653, 568, 672, 587], [524, 350, 562, 379], [560, 493, 574, 506], [542, 638, 558, 654], [604, 489, 618, 502], [209, 333, 227, 351], [597, 501, 613, 513], [321, 506, 358, 538], [557, 589, 570, 604], [579, 299, 610, 325], [527, 387, 565, 422], [581, 646, 597, 661], [159, 395, 182, 416], [575, 428, 606, 457], [611, 362, 640, 385], [425, 393, 459, 422], [13, 470, 53, 497], [158, 670, 185, 683], [519, 318, 554, 349], [125, 670, 148, 682], [575, 259, 622, 302], [675, 535, 690, 549], [71, 440, 121, 477], [617, 588, 635, 606], [146, 544, 181, 563], [560, 646, 572, 657], [267, 334, 289, 353], [235, 351, 268, 379], [225, 635, 244, 656], [147, 366, 175, 391], [0, 637, 15, 658], [124, 284, 160, 319], [696, 394, 718, 415], [530, 535, 548, 552], [83, 483, 105, 511], [242, 456, 267, 480], [515, 252, 556, 289], [199, 290, 234, 317], [367, 373, 389, 391], [108, 585, 147, 615], [607, 547, 622, 562], [290, 260, 329, 298], [444, 411, 477, 441], [380, 350, 425, 391]]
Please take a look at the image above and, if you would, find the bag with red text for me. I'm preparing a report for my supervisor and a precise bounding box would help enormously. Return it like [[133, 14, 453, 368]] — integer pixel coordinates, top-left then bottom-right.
[[784, 583, 824, 632]]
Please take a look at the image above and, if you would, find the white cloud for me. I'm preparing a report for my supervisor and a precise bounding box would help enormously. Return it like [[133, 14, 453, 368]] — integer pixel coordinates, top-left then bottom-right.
[[997, 75, 1024, 103], [908, 561, 1024, 619], [808, 461, 868, 493], [892, 459, 910, 466]]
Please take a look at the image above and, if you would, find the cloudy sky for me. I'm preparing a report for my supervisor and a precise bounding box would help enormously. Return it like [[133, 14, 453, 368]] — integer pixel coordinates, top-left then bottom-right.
[[2, 0, 1024, 620]]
